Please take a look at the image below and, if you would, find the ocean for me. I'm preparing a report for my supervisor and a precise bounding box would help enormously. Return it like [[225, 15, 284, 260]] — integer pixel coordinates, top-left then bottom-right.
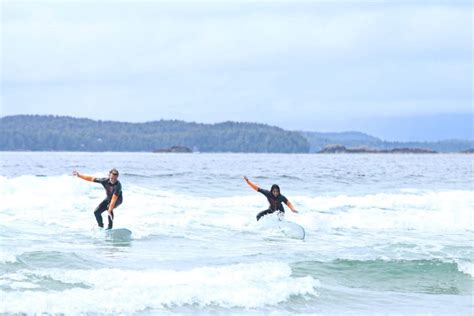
[[0, 152, 472, 315]]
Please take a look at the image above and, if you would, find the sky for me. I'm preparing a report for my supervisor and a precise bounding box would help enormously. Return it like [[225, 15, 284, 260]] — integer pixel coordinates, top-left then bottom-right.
[[1, 0, 472, 141]]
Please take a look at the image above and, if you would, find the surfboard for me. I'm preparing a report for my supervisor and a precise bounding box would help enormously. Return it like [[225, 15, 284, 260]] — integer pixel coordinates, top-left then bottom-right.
[[102, 228, 132, 240], [278, 220, 305, 240], [258, 214, 306, 240]]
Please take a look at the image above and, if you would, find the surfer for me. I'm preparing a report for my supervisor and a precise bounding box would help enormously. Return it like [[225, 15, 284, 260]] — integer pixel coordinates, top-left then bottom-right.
[[73, 168, 123, 229], [243, 176, 297, 221]]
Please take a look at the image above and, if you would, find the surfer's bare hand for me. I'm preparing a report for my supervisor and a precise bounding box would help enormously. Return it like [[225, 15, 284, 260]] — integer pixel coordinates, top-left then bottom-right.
[[243, 176, 248, 181], [72, 170, 80, 177]]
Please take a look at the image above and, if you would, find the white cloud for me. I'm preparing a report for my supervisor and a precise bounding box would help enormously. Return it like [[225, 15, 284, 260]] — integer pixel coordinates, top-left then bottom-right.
[[3, 2, 471, 78], [1, 1, 472, 131]]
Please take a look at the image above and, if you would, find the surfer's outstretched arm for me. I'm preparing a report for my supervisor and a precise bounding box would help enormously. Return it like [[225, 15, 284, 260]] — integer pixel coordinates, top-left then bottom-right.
[[285, 200, 298, 213], [72, 170, 95, 182], [243, 176, 259, 192]]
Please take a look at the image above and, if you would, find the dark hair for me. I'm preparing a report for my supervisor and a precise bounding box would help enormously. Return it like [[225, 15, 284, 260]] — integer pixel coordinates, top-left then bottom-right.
[[270, 184, 280, 193], [109, 168, 119, 176]]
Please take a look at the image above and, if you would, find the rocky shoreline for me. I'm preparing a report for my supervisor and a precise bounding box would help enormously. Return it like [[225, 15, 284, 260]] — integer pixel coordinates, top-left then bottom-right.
[[318, 145, 438, 154], [153, 146, 193, 153]]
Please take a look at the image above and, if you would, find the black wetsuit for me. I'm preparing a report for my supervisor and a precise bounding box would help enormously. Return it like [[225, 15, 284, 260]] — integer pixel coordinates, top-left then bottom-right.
[[256, 188, 289, 221], [93, 178, 123, 229]]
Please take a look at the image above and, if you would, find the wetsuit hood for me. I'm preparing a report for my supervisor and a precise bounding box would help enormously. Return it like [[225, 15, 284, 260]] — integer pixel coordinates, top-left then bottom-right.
[[270, 184, 281, 196]]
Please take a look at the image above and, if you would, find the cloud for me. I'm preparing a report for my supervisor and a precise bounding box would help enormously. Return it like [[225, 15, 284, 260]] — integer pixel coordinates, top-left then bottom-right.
[[2, 2, 471, 78], [1, 1, 472, 135]]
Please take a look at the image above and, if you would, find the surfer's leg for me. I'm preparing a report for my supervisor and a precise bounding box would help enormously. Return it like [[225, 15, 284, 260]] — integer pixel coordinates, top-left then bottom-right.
[[256, 209, 274, 221], [276, 210, 285, 221], [276, 207, 285, 220], [94, 200, 108, 228]]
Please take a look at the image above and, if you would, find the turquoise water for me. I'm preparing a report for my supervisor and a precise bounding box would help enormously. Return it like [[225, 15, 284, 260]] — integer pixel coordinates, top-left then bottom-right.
[[0, 152, 472, 314]]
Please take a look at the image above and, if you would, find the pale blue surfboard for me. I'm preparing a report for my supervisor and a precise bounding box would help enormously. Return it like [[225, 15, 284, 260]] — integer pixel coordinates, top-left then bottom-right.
[[102, 228, 132, 240]]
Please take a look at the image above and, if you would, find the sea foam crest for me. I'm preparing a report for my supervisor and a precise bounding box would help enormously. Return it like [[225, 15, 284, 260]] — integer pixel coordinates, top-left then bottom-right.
[[294, 190, 474, 232], [1, 176, 472, 236], [1, 261, 319, 314]]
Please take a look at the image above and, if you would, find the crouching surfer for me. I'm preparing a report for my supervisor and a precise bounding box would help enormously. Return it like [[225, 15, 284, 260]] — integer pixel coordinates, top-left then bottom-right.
[[73, 168, 123, 229], [243, 176, 297, 221]]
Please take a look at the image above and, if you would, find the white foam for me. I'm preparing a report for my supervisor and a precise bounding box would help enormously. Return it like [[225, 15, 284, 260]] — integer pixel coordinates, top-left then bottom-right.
[[454, 259, 474, 277], [0, 262, 319, 314], [0, 251, 17, 264], [1, 175, 473, 241], [293, 190, 474, 233]]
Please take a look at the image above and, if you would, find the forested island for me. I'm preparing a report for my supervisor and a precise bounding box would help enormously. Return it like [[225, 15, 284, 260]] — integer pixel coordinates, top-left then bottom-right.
[[1, 115, 472, 153], [0, 115, 309, 153]]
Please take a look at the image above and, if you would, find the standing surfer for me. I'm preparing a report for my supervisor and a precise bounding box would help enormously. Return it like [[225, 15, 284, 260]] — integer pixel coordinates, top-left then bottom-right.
[[73, 168, 123, 229], [243, 176, 297, 221]]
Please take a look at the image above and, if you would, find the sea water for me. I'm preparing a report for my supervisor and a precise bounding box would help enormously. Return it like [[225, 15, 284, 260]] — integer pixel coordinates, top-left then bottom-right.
[[0, 152, 472, 315]]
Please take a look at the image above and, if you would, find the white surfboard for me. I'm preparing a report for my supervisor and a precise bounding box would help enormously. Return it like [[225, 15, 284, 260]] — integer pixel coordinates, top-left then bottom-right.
[[277, 221, 305, 240], [258, 213, 305, 240]]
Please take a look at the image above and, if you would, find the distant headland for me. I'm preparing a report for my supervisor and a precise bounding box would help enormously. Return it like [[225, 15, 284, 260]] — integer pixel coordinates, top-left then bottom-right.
[[1, 115, 472, 153]]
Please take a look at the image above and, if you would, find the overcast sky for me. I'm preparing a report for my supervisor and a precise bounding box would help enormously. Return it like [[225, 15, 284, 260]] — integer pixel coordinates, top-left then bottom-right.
[[1, 0, 472, 141]]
